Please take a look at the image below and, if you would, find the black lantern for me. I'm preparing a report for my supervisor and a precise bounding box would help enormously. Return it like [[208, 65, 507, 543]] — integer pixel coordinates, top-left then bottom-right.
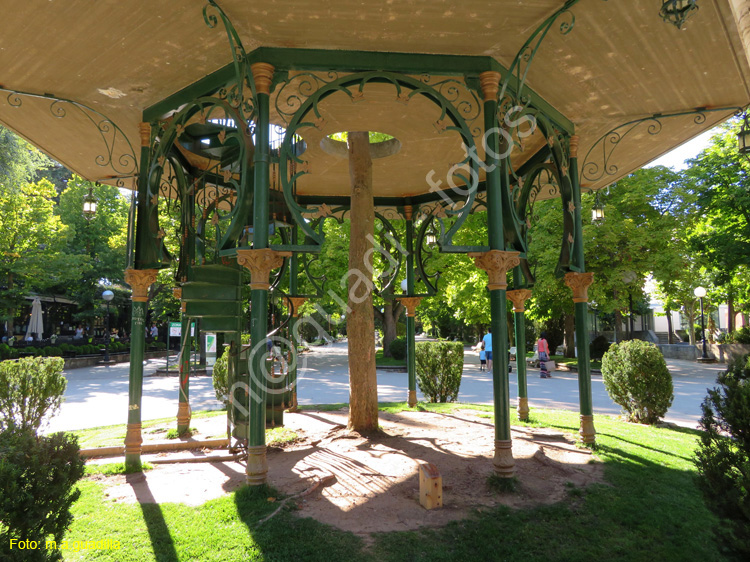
[[660, 0, 699, 30], [82, 186, 97, 220], [592, 191, 604, 223], [738, 113, 750, 156]]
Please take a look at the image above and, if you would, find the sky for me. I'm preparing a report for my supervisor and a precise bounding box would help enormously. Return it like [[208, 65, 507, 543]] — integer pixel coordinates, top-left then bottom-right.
[[645, 128, 718, 170]]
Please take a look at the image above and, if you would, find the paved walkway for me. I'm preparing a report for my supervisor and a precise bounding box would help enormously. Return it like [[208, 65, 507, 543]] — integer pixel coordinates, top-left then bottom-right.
[[47, 339, 726, 433]]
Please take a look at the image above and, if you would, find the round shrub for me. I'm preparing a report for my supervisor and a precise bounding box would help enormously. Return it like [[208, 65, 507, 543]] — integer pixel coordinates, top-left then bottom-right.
[[601, 340, 673, 424], [415, 341, 463, 402], [589, 335, 611, 360], [389, 337, 407, 360], [0, 356, 67, 432], [694, 353, 750, 558], [0, 427, 85, 561]]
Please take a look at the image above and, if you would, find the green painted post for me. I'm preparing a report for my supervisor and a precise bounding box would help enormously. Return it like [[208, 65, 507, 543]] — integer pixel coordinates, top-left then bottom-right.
[[474, 71, 519, 478], [123, 121, 159, 472], [567, 135, 596, 444], [287, 229, 301, 412], [244, 62, 275, 485], [405, 208, 418, 408], [123, 269, 156, 471], [509, 268, 531, 421]]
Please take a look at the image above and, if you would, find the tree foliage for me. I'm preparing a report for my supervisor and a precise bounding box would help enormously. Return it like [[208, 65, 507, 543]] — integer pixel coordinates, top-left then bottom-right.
[[0, 179, 89, 332], [695, 354, 750, 559]]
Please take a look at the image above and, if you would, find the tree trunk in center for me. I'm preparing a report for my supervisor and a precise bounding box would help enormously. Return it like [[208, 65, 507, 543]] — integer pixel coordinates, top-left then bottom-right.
[[346, 131, 378, 432], [563, 313, 576, 358]]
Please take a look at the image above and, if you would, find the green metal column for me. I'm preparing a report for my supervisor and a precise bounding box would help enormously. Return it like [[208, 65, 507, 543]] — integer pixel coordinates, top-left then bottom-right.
[[177, 175, 196, 435], [475, 72, 519, 478], [288, 228, 303, 412], [123, 121, 159, 472], [509, 268, 531, 421], [246, 62, 274, 485], [566, 135, 596, 445], [405, 207, 418, 408]]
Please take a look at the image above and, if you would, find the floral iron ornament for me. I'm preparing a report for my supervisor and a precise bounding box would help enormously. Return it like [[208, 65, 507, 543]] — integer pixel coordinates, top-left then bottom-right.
[[659, 0, 699, 30]]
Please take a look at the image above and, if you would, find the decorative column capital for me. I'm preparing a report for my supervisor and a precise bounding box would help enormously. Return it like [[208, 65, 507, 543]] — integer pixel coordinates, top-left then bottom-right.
[[397, 296, 423, 317], [237, 249, 291, 290], [250, 62, 275, 95], [124, 268, 158, 302], [468, 250, 520, 291], [569, 135, 580, 159], [287, 297, 308, 317], [507, 289, 533, 312], [479, 71, 502, 102], [403, 205, 413, 220], [138, 122, 151, 147], [564, 271, 594, 303]]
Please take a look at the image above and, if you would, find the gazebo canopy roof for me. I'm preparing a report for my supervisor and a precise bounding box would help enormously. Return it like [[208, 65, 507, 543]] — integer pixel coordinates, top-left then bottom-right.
[[1, 0, 749, 194]]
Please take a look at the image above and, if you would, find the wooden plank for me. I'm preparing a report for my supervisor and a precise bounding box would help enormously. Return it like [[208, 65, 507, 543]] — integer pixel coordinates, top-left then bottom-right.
[[419, 462, 442, 510]]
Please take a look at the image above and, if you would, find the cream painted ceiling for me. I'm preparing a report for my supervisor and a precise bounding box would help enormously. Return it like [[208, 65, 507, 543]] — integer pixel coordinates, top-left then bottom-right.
[[0, 0, 749, 195]]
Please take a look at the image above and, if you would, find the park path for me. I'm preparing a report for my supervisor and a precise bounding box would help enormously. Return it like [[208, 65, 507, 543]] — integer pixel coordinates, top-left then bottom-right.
[[47, 339, 724, 432]]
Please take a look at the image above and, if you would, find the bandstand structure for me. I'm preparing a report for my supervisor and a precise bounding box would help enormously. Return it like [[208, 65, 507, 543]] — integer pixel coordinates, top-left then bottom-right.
[[2, 0, 750, 483]]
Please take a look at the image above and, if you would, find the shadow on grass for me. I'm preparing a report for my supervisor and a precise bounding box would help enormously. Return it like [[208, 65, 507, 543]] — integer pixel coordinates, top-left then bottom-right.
[[233, 484, 370, 561], [597, 431, 696, 463], [126, 473, 178, 562]]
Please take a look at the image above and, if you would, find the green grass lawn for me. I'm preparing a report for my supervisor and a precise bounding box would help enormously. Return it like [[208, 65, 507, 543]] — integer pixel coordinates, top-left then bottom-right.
[[375, 349, 406, 367], [71, 409, 228, 449], [59, 404, 725, 561]]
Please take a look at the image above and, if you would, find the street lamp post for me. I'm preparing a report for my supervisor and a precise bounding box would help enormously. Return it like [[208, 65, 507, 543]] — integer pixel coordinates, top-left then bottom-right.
[[694, 286, 708, 360], [102, 290, 114, 362]]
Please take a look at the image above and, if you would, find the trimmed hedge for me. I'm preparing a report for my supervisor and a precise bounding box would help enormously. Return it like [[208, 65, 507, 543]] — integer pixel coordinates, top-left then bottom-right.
[[0, 357, 66, 432], [415, 341, 463, 402], [0, 427, 85, 561], [389, 337, 407, 360], [601, 340, 673, 424]]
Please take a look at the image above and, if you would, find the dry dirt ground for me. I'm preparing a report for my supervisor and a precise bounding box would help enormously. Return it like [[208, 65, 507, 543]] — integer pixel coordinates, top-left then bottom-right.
[[91, 409, 604, 535]]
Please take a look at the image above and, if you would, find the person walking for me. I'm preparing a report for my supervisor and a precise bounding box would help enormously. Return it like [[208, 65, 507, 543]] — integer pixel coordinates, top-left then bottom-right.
[[482, 328, 493, 372], [537, 331, 551, 378]]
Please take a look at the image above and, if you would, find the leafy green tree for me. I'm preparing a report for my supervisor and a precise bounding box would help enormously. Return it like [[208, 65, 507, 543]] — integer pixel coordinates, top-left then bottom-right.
[[0, 179, 88, 336], [0, 125, 52, 189], [56, 176, 129, 325], [685, 121, 750, 331]]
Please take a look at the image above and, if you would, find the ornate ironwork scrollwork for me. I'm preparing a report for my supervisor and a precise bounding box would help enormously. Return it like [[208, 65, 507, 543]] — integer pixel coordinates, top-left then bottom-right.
[[418, 75, 483, 138], [580, 106, 743, 183], [274, 72, 340, 126], [498, 0, 581, 120], [149, 95, 254, 263], [277, 71, 480, 252], [413, 216, 442, 296], [1, 86, 137, 180], [203, 0, 256, 120], [372, 213, 405, 296], [504, 110, 576, 276]]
